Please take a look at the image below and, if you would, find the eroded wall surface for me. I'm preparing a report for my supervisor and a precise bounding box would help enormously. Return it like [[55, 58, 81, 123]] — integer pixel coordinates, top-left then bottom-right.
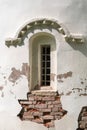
[[0, 0, 87, 130]]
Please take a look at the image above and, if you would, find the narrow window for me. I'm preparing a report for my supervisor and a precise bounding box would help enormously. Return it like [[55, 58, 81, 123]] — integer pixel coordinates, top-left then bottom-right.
[[41, 45, 50, 86]]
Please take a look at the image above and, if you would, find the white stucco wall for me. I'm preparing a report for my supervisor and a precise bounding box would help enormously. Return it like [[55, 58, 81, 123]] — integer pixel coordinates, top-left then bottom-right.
[[0, 0, 87, 130]]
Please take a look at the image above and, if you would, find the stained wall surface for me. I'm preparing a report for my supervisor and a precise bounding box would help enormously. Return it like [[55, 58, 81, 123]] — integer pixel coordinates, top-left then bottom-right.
[[0, 0, 87, 130]]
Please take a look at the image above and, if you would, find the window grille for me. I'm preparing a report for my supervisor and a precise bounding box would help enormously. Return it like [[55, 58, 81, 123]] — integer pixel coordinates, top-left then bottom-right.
[[41, 45, 50, 86]]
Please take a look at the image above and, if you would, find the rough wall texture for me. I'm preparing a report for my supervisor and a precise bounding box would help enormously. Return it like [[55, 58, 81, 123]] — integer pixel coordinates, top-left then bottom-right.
[[8, 63, 29, 83], [0, 0, 87, 130], [18, 91, 67, 128], [77, 106, 87, 130]]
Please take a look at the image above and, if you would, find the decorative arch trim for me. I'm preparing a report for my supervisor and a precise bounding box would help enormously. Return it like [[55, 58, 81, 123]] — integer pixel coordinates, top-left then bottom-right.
[[5, 18, 84, 47]]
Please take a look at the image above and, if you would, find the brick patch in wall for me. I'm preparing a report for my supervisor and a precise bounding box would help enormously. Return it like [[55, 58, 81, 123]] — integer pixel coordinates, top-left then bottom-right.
[[77, 106, 87, 130], [18, 91, 67, 128]]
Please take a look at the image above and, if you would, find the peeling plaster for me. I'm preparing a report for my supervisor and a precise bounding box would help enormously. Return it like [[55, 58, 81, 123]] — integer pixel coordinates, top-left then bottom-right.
[[57, 71, 72, 79], [66, 91, 72, 96], [58, 80, 64, 83], [8, 68, 21, 83], [8, 63, 30, 83], [0, 86, 3, 91]]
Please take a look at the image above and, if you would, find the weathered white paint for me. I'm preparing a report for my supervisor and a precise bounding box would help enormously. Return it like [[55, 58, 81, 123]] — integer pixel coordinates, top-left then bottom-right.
[[0, 0, 87, 130]]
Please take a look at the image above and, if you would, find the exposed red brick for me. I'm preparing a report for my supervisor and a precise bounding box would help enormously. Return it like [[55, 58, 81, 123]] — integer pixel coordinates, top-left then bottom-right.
[[43, 115, 54, 120], [33, 111, 43, 116], [82, 116, 87, 121], [20, 100, 32, 105], [18, 91, 67, 128], [29, 97, 35, 101], [52, 107, 58, 112], [28, 105, 34, 108], [35, 103, 47, 109], [34, 96, 42, 100], [41, 108, 51, 112], [23, 115, 34, 119], [77, 106, 87, 130], [82, 112, 87, 116], [48, 105, 53, 108], [33, 101, 37, 105], [42, 96, 55, 101], [47, 101, 52, 105]]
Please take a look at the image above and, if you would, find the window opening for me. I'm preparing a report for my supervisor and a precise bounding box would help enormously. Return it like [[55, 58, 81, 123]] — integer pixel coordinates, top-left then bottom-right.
[[41, 45, 50, 86]]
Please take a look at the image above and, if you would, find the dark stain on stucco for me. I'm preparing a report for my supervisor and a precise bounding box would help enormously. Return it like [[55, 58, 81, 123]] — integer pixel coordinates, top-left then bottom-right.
[[79, 93, 87, 96], [1, 92, 4, 97], [66, 91, 72, 95], [81, 81, 84, 84], [72, 88, 83, 92], [58, 80, 64, 83], [57, 71, 72, 79], [8, 63, 30, 83], [0, 86, 3, 91], [59, 92, 64, 96]]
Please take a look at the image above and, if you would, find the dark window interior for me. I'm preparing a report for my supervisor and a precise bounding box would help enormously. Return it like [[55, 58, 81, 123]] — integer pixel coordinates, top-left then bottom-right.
[[41, 45, 50, 86]]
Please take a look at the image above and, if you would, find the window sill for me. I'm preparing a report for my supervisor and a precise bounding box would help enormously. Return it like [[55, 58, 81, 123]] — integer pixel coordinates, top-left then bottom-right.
[[31, 87, 57, 96]]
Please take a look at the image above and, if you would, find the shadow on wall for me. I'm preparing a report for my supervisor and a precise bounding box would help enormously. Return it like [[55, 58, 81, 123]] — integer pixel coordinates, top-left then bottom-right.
[[69, 41, 87, 57]]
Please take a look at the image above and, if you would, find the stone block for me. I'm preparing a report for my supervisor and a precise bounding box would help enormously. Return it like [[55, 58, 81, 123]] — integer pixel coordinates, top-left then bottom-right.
[[34, 96, 42, 100], [48, 105, 53, 108], [41, 108, 51, 112], [35, 103, 47, 109], [43, 115, 54, 120], [42, 96, 55, 101], [28, 105, 34, 108], [53, 100, 61, 104], [51, 111, 63, 116], [29, 97, 35, 101], [33, 111, 43, 116], [52, 107, 58, 112], [82, 112, 87, 116], [82, 116, 87, 121], [54, 112, 63, 116], [47, 101, 52, 105], [23, 115, 34, 119]]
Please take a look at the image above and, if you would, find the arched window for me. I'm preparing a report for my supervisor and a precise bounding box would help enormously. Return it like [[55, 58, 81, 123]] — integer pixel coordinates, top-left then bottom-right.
[[29, 32, 57, 91]]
